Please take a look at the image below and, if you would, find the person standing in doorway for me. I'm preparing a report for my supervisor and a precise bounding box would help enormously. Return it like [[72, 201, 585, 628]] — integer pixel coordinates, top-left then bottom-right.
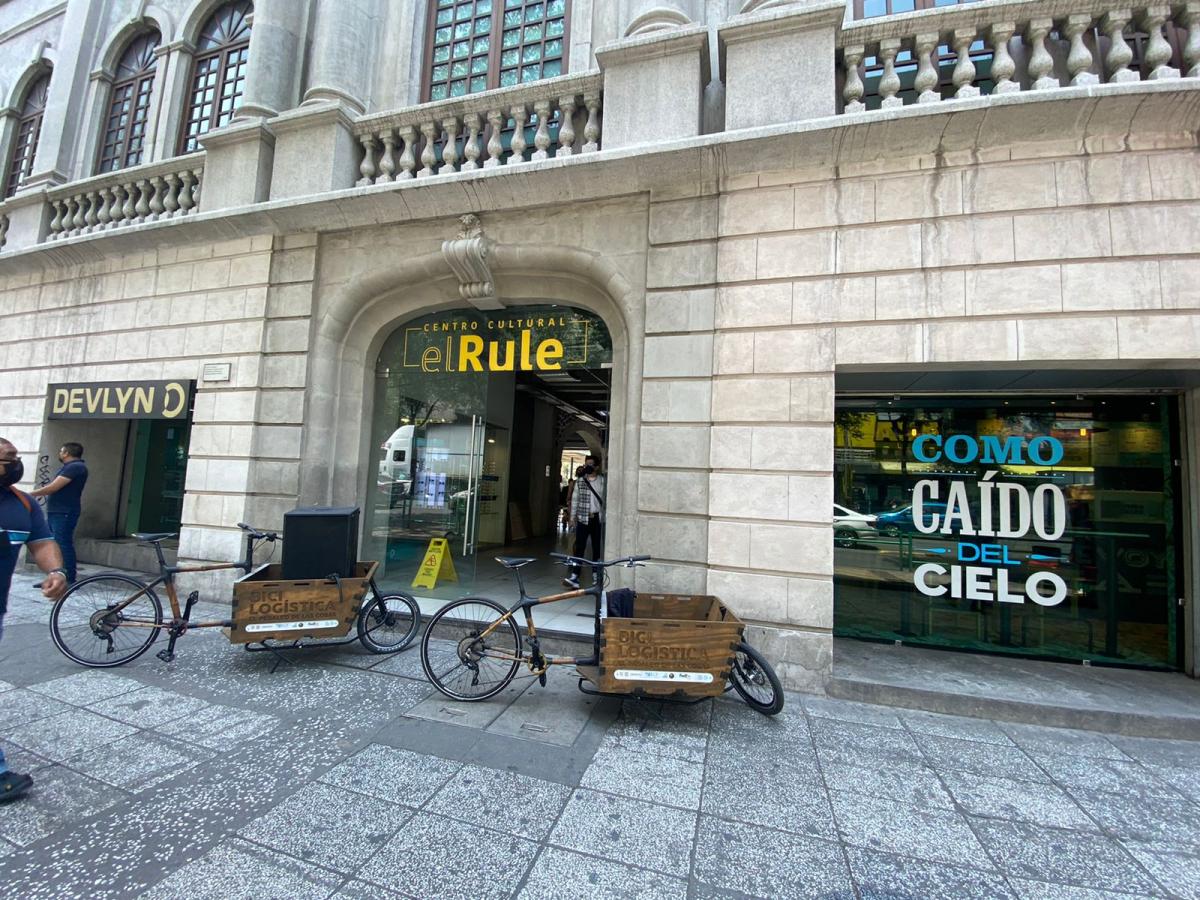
[[0, 438, 68, 802], [30, 442, 88, 585], [563, 454, 605, 588]]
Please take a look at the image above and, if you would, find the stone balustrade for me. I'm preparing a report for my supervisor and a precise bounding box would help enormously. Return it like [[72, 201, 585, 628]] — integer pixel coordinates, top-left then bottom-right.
[[47, 153, 205, 241], [837, 0, 1200, 113], [353, 72, 602, 186]]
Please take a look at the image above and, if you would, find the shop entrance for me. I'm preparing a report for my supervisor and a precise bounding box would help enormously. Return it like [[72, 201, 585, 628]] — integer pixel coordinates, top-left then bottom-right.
[[366, 306, 612, 615]]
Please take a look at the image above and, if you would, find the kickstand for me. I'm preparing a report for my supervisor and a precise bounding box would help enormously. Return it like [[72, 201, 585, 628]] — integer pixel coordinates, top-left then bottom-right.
[[262, 642, 295, 673]]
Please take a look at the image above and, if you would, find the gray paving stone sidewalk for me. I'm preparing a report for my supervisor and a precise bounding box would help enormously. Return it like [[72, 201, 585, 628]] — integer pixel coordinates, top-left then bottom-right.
[[0, 566, 1197, 899]]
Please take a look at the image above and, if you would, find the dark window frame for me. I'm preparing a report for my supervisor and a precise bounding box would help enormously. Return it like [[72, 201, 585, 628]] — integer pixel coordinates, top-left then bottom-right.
[[420, 0, 572, 103], [4, 72, 50, 198], [97, 31, 161, 174], [177, 0, 252, 155]]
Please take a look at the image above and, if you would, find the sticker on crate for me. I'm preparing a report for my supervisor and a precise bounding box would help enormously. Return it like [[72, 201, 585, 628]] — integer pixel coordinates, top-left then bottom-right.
[[245, 619, 341, 633], [613, 669, 715, 683]]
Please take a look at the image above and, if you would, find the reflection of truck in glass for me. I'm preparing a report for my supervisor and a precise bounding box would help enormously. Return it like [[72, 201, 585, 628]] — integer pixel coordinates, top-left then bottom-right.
[[378, 425, 415, 501]]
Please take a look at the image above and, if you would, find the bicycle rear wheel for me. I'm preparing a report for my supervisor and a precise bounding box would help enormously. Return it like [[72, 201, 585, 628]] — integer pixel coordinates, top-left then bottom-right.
[[420, 597, 521, 701], [357, 591, 421, 653], [50, 574, 163, 668], [729, 641, 784, 716]]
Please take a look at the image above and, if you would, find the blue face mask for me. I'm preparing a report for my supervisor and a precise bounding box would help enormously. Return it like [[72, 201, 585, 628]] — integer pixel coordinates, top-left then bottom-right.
[[0, 457, 22, 487]]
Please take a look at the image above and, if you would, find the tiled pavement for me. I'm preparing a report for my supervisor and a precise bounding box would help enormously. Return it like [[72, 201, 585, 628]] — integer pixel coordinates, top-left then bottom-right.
[[0, 567, 1198, 899]]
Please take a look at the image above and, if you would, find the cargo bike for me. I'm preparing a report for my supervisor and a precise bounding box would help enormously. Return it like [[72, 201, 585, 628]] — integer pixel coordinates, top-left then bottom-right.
[[419, 552, 784, 715], [48, 523, 420, 668]]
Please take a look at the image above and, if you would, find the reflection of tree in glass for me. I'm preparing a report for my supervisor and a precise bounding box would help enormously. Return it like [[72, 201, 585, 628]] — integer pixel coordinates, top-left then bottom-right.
[[835, 410, 872, 504]]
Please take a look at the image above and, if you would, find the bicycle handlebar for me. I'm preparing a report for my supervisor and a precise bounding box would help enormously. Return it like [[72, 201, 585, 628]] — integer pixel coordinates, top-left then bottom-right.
[[549, 552, 651, 568], [237, 522, 278, 542]]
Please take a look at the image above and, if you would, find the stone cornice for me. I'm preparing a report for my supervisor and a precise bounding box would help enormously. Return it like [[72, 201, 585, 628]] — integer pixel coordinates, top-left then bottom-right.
[[595, 24, 710, 69], [268, 101, 357, 136], [1, 78, 1196, 270], [197, 119, 275, 151], [719, 0, 848, 47]]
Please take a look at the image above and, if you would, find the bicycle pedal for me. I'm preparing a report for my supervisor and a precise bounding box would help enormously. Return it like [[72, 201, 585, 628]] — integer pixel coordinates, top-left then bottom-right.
[[155, 649, 176, 663]]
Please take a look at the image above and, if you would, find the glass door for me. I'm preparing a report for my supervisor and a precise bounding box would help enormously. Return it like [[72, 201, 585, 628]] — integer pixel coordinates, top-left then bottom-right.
[[368, 338, 488, 600]]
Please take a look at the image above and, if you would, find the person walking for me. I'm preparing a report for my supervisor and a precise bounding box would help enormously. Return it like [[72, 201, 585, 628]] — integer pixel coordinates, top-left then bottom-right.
[[30, 442, 88, 584], [563, 454, 605, 589], [0, 438, 68, 802]]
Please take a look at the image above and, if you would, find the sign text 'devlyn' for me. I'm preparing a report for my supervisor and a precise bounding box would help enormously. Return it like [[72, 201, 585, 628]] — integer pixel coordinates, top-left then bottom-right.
[[47, 380, 193, 420]]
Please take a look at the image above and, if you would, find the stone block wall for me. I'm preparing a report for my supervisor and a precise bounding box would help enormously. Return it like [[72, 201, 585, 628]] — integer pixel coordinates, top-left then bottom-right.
[[0, 232, 313, 587]]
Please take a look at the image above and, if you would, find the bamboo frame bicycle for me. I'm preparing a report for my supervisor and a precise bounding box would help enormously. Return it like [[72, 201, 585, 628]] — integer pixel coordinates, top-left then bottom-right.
[[48, 523, 419, 667], [419, 552, 785, 715]]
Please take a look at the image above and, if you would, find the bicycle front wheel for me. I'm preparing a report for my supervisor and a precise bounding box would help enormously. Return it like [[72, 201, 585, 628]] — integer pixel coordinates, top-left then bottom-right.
[[50, 574, 163, 668], [357, 591, 421, 653], [729, 641, 784, 716], [420, 597, 521, 701]]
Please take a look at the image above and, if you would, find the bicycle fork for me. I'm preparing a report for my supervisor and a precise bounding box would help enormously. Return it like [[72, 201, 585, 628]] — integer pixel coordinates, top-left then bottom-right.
[[156, 591, 198, 663]]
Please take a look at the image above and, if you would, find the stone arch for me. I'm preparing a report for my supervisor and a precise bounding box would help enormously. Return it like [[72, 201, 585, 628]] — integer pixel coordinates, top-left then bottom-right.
[[96, 15, 169, 77], [624, 6, 693, 37], [302, 241, 643, 558], [6, 57, 53, 111]]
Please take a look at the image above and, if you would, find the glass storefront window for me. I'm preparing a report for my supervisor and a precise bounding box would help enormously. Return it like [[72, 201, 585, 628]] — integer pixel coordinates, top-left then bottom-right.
[[833, 395, 1181, 669]]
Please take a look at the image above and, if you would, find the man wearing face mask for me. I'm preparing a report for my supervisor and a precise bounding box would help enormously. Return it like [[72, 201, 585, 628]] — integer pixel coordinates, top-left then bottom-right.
[[563, 454, 605, 589], [0, 438, 68, 803], [30, 442, 88, 585]]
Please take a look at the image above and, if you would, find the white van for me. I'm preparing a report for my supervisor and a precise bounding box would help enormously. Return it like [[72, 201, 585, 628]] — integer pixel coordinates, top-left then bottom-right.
[[379, 425, 415, 498]]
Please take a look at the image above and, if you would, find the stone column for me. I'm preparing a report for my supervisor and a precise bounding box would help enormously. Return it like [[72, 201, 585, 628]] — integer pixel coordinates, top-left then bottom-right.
[[24, 0, 107, 187], [595, 25, 710, 150], [151, 40, 198, 159], [235, 0, 311, 120], [717, 1, 847, 129], [302, 0, 380, 113]]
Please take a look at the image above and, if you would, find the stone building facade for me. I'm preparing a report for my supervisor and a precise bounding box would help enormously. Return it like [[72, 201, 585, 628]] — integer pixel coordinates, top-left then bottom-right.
[[1, 0, 1198, 688]]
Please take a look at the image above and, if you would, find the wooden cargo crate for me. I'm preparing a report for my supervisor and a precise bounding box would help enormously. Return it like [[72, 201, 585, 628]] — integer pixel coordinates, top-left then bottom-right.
[[597, 593, 744, 698], [228, 561, 376, 644]]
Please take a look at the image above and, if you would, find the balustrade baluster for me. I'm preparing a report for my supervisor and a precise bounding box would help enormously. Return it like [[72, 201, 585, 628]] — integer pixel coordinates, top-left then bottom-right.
[[1140, 6, 1181, 79], [83, 191, 99, 232], [163, 174, 181, 219], [177, 173, 194, 215], [134, 179, 151, 222], [510, 104, 528, 163], [484, 110, 504, 167], [48, 199, 65, 238], [878, 39, 903, 108], [1063, 15, 1098, 85], [532, 100, 553, 160], [148, 176, 166, 221], [442, 117, 461, 172], [0, 214, 8, 249], [1025, 20, 1060, 89], [1182, 3, 1200, 77], [461, 114, 482, 170], [121, 181, 137, 221], [914, 33, 940, 103], [1102, 11, 1138, 82], [951, 30, 979, 98], [582, 94, 601, 152], [418, 122, 439, 177], [191, 169, 203, 211], [98, 188, 113, 229], [72, 195, 87, 233], [398, 126, 418, 179], [358, 134, 378, 186], [989, 23, 1019, 92], [842, 46, 866, 112], [557, 96, 578, 155], [378, 130, 397, 181]]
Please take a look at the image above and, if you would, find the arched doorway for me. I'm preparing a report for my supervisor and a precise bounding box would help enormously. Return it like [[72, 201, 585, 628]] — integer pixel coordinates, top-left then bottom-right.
[[364, 304, 614, 602]]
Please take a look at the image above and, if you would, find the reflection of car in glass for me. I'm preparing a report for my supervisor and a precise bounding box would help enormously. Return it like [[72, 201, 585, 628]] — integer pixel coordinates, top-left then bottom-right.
[[876, 502, 947, 536], [833, 503, 877, 548]]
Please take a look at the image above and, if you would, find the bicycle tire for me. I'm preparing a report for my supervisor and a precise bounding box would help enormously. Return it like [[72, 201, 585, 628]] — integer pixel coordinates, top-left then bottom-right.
[[357, 591, 421, 653], [729, 641, 785, 716], [50, 574, 163, 668], [420, 597, 521, 702]]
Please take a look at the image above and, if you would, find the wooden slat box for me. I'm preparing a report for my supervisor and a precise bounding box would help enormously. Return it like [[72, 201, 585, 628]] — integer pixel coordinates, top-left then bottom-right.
[[597, 593, 744, 698], [228, 561, 376, 644]]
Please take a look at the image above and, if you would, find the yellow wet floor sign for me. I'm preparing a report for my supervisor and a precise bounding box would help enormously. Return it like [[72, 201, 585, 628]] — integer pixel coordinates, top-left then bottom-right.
[[411, 538, 458, 589]]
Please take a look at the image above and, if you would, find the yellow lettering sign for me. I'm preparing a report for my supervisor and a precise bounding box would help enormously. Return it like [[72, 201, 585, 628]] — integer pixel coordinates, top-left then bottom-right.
[[68, 388, 84, 414], [162, 382, 187, 418], [52, 389, 69, 414], [133, 387, 153, 414], [537, 338, 563, 371], [458, 335, 484, 372]]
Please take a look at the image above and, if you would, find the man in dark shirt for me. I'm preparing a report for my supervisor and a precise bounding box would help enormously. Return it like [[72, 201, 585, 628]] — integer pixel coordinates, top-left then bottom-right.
[[0, 438, 68, 802], [31, 442, 88, 584]]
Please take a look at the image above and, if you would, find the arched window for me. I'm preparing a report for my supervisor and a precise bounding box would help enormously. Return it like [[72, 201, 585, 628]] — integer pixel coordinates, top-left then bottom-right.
[[423, 0, 569, 101], [4, 72, 50, 198], [179, 0, 252, 153], [98, 31, 161, 173]]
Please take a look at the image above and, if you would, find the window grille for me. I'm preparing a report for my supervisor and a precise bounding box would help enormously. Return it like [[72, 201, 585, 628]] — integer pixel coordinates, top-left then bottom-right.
[[4, 72, 50, 198], [98, 31, 161, 173], [179, 0, 252, 154]]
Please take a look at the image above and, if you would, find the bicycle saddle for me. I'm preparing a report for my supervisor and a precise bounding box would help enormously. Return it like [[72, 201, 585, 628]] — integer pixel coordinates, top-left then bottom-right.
[[495, 556, 536, 569], [133, 532, 177, 543]]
